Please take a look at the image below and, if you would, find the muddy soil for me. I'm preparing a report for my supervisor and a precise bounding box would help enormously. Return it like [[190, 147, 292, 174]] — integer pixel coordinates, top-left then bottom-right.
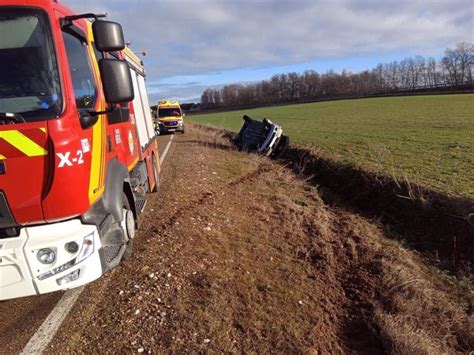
[[48, 125, 473, 353]]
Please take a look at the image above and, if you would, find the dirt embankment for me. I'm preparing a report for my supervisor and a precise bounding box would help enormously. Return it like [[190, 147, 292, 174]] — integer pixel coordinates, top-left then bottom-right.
[[282, 146, 474, 277], [214, 125, 473, 278], [49, 125, 472, 353]]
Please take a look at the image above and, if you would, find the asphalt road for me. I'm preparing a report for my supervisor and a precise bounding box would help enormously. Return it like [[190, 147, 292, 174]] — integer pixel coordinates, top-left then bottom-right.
[[0, 133, 174, 354]]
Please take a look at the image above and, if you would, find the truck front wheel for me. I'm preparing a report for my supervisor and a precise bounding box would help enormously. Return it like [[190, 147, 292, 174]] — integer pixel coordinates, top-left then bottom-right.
[[122, 192, 136, 260]]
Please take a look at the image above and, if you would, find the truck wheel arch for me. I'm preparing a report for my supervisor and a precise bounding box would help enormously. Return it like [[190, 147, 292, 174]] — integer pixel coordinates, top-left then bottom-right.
[[103, 159, 137, 223]]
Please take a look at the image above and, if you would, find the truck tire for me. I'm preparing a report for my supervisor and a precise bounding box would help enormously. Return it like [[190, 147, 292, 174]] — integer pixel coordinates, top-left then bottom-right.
[[122, 192, 136, 260], [151, 155, 160, 193]]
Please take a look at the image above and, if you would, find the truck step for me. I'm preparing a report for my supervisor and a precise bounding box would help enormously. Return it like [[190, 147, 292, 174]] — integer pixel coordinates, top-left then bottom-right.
[[135, 197, 147, 213], [103, 244, 124, 265]]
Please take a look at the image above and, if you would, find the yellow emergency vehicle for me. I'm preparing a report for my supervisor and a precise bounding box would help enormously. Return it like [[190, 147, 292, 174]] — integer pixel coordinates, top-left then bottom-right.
[[157, 100, 185, 134]]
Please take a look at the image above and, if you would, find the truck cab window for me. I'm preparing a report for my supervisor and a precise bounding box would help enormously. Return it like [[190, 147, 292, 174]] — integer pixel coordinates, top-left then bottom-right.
[[62, 31, 97, 109], [0, 8, 62, 122]]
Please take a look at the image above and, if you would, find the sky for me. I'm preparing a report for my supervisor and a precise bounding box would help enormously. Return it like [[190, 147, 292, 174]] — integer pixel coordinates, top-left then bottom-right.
[[62, 0, 474, 103]]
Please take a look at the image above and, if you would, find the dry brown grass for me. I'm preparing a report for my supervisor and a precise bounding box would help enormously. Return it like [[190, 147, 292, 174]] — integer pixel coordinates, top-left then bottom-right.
[[181, 124, 474, 353], [374, 245, 474, 353], [49, 123, 473, 354]]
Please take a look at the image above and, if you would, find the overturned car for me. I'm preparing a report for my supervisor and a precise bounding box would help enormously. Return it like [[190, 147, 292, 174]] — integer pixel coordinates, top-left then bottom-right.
[[233, 115, 289, 159]]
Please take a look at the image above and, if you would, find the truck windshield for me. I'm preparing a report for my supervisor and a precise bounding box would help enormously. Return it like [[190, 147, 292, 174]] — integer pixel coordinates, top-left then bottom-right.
[[0, 8, 62, 122], [158, 108, 181, 117]]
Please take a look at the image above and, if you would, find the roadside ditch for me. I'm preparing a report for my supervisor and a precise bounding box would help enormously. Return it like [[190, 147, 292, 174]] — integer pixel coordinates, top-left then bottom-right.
[[209, 124, 473, 281]]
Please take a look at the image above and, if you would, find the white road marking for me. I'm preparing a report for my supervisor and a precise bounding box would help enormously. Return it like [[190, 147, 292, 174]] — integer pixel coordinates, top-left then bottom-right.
[[21, 287, 84, 354], [160, 134, 174, 164], [22, 135, 174, 354]]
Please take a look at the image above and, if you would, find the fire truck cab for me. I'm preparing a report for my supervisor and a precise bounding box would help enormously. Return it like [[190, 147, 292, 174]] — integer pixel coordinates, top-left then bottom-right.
[[0, 1, 160, 300]]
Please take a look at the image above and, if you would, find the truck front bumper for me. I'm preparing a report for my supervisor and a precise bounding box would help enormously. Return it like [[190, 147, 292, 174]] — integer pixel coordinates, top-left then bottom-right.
[[0, 219, 104, 301]]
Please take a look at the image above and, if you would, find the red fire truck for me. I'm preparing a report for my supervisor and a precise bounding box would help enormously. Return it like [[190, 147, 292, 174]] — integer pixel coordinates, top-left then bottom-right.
[[0, 1, 160, 300]]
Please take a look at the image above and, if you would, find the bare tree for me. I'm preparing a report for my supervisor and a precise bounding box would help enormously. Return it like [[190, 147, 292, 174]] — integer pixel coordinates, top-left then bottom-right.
[[455, 42, 474, 84], [199, 42, 473, 109]]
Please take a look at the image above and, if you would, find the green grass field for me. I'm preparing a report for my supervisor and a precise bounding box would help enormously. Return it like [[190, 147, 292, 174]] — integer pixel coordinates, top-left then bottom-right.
[[190, 94, 474, 199]]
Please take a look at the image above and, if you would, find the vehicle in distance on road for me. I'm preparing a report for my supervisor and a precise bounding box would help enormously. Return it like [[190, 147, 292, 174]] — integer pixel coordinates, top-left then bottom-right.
[[233, 115, 289, 159], [157, 100, 185, 134], [0, 0, 160, 300]]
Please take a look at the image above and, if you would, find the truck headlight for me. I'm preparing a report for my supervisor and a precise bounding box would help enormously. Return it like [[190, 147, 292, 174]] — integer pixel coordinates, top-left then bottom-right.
[[38, 233, 95, 280], [37, 248, 56, 265]]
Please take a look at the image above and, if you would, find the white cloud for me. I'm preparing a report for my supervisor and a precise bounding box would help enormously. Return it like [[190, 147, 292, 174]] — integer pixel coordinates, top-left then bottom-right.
[[62, 0, 473, 99]]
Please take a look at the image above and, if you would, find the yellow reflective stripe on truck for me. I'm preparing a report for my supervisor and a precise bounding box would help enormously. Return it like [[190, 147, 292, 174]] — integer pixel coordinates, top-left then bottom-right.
[[0, 130, 47, 157], [87, 21, 107, 205], [88, 115, 105, 204]]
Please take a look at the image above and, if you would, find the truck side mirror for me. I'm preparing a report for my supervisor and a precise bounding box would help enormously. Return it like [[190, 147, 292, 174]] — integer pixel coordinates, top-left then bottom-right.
[[92, 20, 125, 52], [98, 59, 134, 103]]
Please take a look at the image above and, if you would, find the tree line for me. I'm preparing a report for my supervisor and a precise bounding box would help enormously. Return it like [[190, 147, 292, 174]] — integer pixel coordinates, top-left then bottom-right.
[[200, 42, 473, 109]]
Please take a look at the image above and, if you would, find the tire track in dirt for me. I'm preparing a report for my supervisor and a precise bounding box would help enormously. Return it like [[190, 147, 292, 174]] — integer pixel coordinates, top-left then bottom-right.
[[142, 160, 274, 237]]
